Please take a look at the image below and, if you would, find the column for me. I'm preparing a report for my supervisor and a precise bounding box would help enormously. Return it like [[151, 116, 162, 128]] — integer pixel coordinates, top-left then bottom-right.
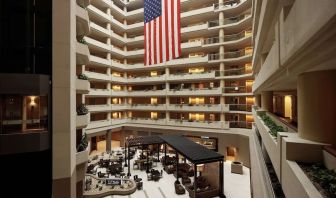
[[22, 97, 27, 131], [298, 70, 336, 145], [255, 94, 261, 107], [261, 91, 273, 112], [106, 130, 112, 152], [52, 0, 76, 197], [166, 97, 170, 122]]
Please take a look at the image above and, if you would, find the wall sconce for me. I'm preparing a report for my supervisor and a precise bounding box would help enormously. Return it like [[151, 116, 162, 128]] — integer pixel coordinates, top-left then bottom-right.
[[30, 96, 37, 107]]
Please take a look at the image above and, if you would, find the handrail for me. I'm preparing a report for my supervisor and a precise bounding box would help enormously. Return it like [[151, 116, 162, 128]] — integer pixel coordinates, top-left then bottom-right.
[[208, 13, 251, 27], [203, 28, 252, 44], [208, 47, 253, 60]]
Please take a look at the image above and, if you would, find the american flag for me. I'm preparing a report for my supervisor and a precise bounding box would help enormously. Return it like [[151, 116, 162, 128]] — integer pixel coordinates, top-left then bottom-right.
[[144, 0, 181, 66]]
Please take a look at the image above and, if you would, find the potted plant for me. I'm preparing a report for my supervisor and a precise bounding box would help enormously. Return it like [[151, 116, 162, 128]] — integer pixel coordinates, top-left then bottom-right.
[[78, 73, 88, 80], [77, 104, 89, 115], [78, 38, 87, 45], [77, 133, 88, 152]]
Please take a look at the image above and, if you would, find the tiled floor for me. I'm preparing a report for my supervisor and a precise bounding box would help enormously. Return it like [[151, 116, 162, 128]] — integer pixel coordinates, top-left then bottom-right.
[[99, 149, 251, 198]]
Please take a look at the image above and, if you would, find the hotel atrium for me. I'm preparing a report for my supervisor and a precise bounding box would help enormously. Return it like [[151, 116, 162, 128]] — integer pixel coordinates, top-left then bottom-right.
[[0, 0, 335, 198]]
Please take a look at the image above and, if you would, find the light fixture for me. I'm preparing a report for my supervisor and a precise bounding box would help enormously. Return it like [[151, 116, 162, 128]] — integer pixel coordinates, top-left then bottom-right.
[[197, 164, 205, 176], [29, 96, 37, 107]]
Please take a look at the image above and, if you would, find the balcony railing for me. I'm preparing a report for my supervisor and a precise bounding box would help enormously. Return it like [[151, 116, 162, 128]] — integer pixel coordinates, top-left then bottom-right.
[[208, 48, 253, 60], [208, 13, 250, 27], [229, 121, 253, 129], [213, 0, 241, 10], [203, 29, 251, 45], [223, 86, 252, 93], [215, 67, 252, 76], [228, 104, 252, 111]]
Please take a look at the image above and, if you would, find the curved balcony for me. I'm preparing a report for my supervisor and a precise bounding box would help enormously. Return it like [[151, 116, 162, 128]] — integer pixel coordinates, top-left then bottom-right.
[[167, 71, 216, 82], [208, 48, 253, 63], [215, 67, 253, 79], [202, 29, 252, 49]]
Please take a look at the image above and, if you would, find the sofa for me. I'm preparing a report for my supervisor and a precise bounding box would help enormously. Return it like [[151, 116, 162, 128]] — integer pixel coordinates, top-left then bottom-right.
[[185, 176, 219, 198], [174, 181, 186, 195], [173, 163, 194, 178]]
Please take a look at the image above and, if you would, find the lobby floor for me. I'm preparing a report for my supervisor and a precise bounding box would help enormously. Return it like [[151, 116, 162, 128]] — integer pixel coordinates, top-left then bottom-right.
[[92, 148, 251, 198]]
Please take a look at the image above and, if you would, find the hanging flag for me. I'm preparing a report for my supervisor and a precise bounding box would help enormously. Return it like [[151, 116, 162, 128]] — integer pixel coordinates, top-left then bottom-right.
[[144, 0, 181, 66]]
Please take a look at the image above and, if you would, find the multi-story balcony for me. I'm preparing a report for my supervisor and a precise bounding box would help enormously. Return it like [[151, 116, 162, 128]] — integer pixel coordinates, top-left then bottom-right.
[[167, 119, 224, 129], [129, 104, 167, 111], [167, 87, 222, 96], [167, 104, 222, 112], [223, 86, 253, 96], [167, 71, 216, 82]]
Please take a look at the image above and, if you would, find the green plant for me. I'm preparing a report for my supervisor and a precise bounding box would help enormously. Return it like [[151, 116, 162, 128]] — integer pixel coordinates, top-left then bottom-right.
[[259, 113, 284, 139], [77, 133, 88, 152], [307, 163, 336, 197], [78, 38, 87, 45], [77, 104, 88, 115], [78, 73, 88, 80]]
